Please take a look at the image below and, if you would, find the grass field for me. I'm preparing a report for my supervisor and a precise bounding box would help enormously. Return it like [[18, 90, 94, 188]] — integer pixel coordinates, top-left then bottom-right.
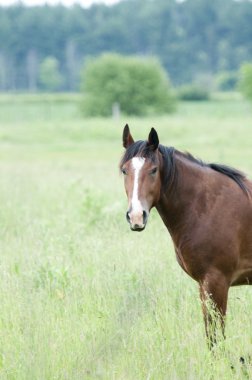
[[0, 93, 252, 379]]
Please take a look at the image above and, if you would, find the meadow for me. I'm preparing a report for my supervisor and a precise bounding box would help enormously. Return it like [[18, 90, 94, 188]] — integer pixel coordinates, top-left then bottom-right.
[[0, 93, 252, 379]]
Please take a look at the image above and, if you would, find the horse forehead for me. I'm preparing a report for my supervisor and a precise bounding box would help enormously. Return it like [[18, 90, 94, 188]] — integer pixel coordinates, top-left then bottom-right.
[[131, 157, 146, 170]]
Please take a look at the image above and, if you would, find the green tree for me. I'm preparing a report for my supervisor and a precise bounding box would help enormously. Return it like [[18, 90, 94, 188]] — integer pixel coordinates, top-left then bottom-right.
[[239, 63, 252, 101], [81, 54, 175, 116], [1, 1, 252, 90], [39, 56, 63, 91]]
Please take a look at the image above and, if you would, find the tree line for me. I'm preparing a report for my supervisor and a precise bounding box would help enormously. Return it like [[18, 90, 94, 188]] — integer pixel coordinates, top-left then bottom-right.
[[0, 0, 252, 91]]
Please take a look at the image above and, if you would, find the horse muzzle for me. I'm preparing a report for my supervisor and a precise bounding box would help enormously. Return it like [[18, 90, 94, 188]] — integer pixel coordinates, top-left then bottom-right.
[[126, 209, 148, 232]]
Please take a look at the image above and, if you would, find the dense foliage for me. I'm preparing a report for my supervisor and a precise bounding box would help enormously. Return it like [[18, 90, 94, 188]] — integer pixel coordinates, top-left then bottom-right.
[[239, 63, 252, 102], [39, 57, 63, 91], [81, 54, 175, 116], [215, 71, 238, 91], [0, 0, 252, 91], [177, 85, 210, 101]]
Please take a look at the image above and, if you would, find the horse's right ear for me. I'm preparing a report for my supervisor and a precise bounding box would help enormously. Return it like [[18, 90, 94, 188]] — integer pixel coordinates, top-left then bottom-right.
[[123, 124, 134, 148]]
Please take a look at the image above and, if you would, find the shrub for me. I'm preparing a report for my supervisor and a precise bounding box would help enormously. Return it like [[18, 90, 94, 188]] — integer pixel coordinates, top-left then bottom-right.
[[239, 63, 252, 101], [215, 71, 238, 91], [176, 85, 210, 101], [39, 56, 63, 91], [80, 54, 175, 116]]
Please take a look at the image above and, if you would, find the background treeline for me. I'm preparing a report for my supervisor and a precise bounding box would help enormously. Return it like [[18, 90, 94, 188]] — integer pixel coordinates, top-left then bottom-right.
[[0, 0, 252, 91]]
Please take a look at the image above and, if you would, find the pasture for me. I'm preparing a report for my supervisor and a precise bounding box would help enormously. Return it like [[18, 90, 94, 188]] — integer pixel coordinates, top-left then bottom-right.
[[0, 93, 252, 379]]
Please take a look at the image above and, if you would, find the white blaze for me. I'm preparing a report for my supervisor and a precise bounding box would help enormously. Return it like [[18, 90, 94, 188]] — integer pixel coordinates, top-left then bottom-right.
[[131, 157, 145, 212]]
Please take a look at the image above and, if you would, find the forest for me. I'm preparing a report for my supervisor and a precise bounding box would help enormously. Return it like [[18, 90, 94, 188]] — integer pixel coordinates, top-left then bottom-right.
[[0, 0, 252, 91]]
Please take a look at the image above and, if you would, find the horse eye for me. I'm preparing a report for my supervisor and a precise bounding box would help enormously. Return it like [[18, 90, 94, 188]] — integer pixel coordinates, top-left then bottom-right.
[[122, 168, 127, 175], [150, 167, 158, 175]]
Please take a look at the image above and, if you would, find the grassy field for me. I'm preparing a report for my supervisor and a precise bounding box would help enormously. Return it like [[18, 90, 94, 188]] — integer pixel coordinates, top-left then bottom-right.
[[0, 93, 252, 379]]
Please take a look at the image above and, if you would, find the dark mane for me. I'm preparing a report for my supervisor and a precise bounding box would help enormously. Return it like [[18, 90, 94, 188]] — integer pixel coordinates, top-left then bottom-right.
[[120, 142, 249, 195], [182, 151, 249, 195], [120, 140, 150, 164]]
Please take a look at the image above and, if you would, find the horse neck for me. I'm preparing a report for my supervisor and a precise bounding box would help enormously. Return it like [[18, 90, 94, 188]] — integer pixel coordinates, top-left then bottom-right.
[[156, 153, 206, 237]]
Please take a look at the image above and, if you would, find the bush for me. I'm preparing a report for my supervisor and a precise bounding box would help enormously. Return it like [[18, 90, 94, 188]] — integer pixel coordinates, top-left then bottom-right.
[[80, 54, 175, 116], [215, 71, 238, 91], [39, 56, 63, 91], [239, 63, 252, 101], [176, 85, 210, 101]]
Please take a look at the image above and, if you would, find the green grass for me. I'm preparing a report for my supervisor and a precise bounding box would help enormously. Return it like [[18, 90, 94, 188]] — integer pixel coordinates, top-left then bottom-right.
[[0, 94, 252, 379]]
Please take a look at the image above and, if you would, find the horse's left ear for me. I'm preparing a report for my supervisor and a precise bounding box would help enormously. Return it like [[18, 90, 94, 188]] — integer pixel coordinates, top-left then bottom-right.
[[123, 124, 134, 148], [147, 128, 159, 150]]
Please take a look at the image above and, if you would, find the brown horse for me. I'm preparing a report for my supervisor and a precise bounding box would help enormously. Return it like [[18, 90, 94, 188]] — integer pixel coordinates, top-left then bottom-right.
[[120, 124, 252, 347]]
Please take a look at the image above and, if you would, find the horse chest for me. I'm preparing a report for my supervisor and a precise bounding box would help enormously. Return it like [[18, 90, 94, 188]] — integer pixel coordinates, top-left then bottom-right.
[[174, 247, 195, 278]]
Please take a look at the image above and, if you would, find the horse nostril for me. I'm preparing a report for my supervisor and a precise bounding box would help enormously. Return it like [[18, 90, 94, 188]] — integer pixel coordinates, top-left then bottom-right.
[[126, 211, 130, 223], [143, 210, 148, 224]]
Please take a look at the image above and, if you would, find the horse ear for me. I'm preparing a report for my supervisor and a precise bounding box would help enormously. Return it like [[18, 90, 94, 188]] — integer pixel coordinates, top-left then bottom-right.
[[147, 128, 159, 150], [123, 124, 134, 148]]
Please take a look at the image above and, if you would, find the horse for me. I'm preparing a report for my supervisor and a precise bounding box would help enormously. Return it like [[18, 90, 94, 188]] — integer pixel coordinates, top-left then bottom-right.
[[120, 124, 252, 348]]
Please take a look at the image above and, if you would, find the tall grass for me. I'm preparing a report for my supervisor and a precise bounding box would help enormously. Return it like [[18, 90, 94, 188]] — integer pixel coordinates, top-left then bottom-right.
[[0, 94, 251, 379]]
